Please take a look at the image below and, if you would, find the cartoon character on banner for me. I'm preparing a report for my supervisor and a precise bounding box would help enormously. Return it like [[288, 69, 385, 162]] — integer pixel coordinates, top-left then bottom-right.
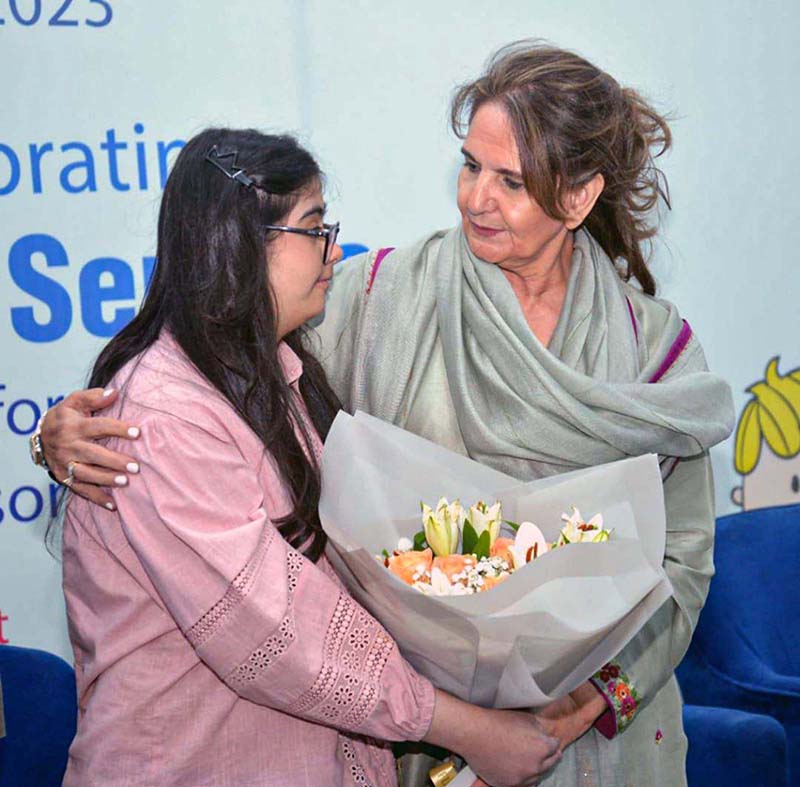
[[731, 357, 800, 511]]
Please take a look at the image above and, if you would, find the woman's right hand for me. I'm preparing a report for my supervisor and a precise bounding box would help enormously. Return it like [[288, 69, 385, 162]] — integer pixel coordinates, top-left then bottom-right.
[[41, 388, 141, 510], [424, 689, 561, 786]]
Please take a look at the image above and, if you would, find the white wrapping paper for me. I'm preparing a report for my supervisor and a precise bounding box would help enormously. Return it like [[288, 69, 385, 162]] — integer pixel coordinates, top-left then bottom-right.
[[320, 411, 673, 710]]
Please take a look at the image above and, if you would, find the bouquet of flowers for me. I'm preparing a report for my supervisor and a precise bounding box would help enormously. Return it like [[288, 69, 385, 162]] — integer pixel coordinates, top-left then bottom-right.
[[381, 500, 612, 596], [319, 411, 672, 711]]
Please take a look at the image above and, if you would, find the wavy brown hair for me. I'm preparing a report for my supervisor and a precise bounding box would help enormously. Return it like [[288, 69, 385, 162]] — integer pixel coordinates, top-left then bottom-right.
[[451, 40, 672, 295]]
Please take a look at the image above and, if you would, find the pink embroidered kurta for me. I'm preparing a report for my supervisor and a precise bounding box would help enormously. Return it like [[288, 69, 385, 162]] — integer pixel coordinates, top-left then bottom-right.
[[62, 333, 435, 786]]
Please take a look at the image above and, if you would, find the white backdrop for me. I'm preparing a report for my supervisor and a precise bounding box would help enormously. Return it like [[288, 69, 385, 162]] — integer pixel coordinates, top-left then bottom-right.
[[1, 0, 798, 662]]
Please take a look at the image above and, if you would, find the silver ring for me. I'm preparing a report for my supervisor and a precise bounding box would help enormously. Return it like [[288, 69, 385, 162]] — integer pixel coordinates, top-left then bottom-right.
[[67, 460, 78, 479], [60, 474, 74, 488]]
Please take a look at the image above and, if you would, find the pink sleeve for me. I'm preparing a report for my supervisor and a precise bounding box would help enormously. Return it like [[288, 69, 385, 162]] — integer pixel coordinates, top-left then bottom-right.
[[111, 409, 435, 742]]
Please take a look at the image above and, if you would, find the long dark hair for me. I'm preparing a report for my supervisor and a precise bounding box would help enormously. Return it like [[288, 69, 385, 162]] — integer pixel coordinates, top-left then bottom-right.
[[89, 128, 341, 561]]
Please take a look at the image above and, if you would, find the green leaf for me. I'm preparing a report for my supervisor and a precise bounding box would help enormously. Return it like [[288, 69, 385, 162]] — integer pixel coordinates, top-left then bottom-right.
[[381, 549, 390, 558], [475, 530, 491, 559], [413, 530, 429, 551], [462, 521, 478, 555], [503, 519, 520, 532]]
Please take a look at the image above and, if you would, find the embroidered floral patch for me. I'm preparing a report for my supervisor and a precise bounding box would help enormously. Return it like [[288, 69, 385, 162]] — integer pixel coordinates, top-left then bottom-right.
[[593, 661, 639, 733]]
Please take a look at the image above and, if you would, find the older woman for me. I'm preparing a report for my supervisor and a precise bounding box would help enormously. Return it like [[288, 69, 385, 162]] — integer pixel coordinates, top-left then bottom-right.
[[38, 42, 733, 787]]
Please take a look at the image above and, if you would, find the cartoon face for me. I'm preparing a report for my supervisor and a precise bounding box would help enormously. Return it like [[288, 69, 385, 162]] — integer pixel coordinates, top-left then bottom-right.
[[732, 444, 800, 511], [732, 357, 800, 512]]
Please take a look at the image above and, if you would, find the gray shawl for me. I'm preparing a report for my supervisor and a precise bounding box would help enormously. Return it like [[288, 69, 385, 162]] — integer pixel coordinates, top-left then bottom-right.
[[314, 225, 732, 787], [331, 226, 734, 481]]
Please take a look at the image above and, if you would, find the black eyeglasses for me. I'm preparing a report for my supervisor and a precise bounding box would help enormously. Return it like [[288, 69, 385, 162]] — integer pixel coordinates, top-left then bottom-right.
[[264, 221, 340, 265]]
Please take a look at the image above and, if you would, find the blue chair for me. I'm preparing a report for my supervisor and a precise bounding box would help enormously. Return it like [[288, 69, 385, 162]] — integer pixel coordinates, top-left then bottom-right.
[[0, 645, 77, 786], [683, 705, 788, 786], [677, 503, 800, 785]]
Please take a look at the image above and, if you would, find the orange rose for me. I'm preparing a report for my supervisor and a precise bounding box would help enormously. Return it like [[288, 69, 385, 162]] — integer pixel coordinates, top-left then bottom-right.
[[615, 683, 630, 701], [388, 549, 433, 585], [490, 537, 514, 566], [432, 554, 476, 582], [480, 574, 510, 592]]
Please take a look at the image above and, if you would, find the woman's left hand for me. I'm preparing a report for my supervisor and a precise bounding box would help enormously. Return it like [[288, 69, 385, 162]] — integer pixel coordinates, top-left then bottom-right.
[[534, 681, 608, 752], [467, 683, 607, 785]]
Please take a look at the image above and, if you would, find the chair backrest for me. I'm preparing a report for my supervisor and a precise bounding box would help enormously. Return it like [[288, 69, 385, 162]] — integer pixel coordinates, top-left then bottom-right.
[[0, 645, 77, 787], [693, 503, 800, 682]]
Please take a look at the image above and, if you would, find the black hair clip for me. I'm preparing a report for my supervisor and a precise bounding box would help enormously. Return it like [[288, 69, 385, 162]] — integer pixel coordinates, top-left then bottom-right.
[[205, 145, 255, 188]]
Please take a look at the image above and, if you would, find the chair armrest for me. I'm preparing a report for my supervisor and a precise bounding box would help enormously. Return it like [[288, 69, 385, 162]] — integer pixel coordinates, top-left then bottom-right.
[[683, 704, 789, 787]]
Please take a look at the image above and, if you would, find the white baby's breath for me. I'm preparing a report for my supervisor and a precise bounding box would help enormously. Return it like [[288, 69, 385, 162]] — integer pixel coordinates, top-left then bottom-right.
[[396, 537, 413, 552]]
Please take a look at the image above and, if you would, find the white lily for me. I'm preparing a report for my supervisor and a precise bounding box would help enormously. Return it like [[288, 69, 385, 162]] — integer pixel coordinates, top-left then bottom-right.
[[466, 500, 503, 547], [508, 521, 550, 569], [448, 499, 466, 529], [557, 507, 611, 546], [421, 498, 461, 556]]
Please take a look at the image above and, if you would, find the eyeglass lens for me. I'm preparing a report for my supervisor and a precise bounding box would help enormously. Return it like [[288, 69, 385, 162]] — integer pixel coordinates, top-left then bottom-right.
[[324, 223, 340, 264]]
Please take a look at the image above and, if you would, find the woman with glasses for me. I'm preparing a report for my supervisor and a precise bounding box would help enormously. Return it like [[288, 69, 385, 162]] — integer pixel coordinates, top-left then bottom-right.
[[41, 42, 734, 787], [55, 127, 560, 787]]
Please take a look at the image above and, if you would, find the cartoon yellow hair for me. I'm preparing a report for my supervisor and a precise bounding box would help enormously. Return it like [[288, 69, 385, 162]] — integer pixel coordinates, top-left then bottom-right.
[[734, 357, 800, 475]]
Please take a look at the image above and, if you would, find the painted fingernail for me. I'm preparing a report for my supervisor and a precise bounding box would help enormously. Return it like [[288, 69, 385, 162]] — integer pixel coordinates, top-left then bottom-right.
[[128, 427, 140, 438], [126, 462, 140, 474], [105, 502, 116, 511], [103, 388, 116, 397], [114, 475, 128, 486]]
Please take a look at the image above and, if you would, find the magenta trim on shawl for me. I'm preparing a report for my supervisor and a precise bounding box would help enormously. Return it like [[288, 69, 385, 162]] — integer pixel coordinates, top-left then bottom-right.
[[366, 247, 395, 295], [625, 297, 639, 345], [648, 322, 691, 483], [649, 320, 693, 383]]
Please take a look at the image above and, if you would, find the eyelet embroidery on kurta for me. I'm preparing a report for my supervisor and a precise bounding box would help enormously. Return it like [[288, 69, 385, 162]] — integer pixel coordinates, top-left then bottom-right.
[[289, 592, 395, 727], [224, 549, 304, 689], [185, 525, 278, 648], [594, 661, 639, 733], [340, 738, 372, 786]]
